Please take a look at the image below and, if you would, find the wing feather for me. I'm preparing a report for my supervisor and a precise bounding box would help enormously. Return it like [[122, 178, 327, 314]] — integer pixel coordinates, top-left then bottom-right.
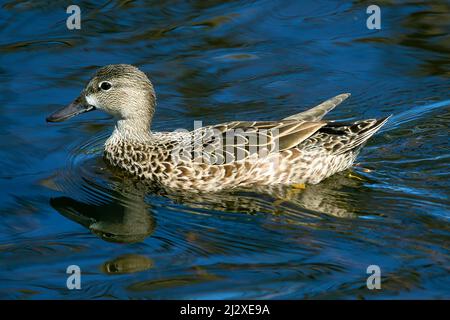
[[180, 120, 326, 164]]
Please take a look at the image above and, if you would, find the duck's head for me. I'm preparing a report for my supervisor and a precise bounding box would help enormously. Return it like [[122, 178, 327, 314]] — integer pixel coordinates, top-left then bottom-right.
[[46, 64, 156, 123]]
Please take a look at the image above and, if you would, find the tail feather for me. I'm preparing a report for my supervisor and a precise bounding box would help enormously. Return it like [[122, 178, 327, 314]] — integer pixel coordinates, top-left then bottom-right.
[[329, 115, 391, 155], [283, 93, 351, 121]]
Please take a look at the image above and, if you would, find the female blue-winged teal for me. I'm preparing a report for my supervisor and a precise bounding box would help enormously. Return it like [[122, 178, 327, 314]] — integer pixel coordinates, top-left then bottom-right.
[[47, 64, 389, 192]]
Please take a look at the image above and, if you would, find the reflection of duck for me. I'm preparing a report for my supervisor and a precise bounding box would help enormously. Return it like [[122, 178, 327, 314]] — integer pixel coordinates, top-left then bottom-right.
[[47, 64, 389, 191], [165, 172, 364, 219], [50, 171, 362, 245], [49, 186, 156, 243]]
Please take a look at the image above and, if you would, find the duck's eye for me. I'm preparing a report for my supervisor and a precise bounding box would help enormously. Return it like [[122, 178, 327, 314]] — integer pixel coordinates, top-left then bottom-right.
[[99, 81, 112, 91]]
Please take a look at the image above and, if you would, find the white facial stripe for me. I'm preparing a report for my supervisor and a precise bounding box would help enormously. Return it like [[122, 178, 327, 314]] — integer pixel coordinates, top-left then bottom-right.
[[85, 95, 98, 108]]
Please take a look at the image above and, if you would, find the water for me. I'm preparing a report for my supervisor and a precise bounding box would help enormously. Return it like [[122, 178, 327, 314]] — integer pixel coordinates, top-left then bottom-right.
[[0, 0, 449, 299]]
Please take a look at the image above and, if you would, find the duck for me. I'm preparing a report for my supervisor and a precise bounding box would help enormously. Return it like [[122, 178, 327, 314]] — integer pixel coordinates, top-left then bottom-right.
[[47, 64, 389, 192]]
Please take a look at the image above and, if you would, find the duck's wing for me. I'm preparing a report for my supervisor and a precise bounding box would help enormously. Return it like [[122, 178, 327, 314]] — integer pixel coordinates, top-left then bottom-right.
[[182, 120, 326, 164], [283, 93, 350, 121]]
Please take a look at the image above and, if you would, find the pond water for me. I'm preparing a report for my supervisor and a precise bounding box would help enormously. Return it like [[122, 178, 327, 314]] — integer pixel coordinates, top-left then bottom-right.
[[0, 0, 449, 299]]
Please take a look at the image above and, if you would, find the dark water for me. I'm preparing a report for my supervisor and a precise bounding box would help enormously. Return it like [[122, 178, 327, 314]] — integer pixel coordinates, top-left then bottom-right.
[[0, 0, 449, 299]]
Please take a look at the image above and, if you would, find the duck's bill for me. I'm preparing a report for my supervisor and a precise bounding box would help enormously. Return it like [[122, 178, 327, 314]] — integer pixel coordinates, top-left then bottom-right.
[[46, 96, 96, 122]]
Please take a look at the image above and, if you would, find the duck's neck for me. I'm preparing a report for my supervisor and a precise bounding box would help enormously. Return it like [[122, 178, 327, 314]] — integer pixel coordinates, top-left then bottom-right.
[[108, 118, 152, 144]]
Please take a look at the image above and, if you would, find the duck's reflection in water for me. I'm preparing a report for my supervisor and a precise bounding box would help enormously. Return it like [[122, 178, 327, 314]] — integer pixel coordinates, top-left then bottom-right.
[[50, 170, 365, 244], [172, 175, 363, 219], [50, 185, 156, 243]]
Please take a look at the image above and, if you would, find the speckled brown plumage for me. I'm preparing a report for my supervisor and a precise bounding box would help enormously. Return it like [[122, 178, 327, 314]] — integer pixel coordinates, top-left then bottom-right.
[[104, 116, 389, 191]]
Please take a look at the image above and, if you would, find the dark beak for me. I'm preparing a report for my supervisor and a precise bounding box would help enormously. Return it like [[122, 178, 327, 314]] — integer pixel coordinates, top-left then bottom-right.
[[46, 95, 96, 122]]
